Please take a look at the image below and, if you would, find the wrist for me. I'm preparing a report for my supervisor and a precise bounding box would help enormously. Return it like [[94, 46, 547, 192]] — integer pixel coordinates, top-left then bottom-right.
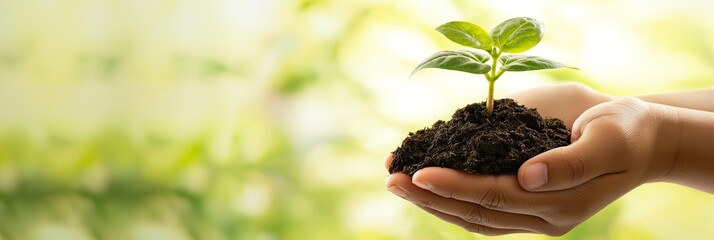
[[653, 105, 714, 192], [643, 102, 681, 183]]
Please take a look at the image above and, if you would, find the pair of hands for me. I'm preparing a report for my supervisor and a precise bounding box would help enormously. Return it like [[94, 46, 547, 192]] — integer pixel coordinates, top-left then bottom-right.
[[384, 83, 676, 236]]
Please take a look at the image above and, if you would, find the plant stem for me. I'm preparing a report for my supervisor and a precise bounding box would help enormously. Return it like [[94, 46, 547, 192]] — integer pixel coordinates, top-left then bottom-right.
[[487, 80, 495, 114], [485, 49, 502, 115]]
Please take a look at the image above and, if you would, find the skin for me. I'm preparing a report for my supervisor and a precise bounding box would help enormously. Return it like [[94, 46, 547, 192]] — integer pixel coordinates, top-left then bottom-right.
[[384, 83, 714, 236]]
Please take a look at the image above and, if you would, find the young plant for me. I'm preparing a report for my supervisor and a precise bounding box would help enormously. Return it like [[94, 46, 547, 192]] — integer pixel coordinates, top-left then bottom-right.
[[412, 17, 576, 114]]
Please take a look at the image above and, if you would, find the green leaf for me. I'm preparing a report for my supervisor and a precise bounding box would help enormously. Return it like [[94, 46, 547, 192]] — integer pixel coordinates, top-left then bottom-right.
[[411, 50, 491, 77], [436, 21, 493, 51], [490, 17, 544, 53], [499, 55, 577, 72]]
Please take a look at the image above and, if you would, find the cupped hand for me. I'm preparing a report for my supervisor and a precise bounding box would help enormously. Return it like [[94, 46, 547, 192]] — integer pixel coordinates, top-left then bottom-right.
[[385, 96, 674, 236], [506, 82, 612, 129]]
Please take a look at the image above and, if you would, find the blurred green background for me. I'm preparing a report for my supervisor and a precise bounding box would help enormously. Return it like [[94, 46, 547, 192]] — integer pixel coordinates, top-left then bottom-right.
[[1, 0, 714, 239]]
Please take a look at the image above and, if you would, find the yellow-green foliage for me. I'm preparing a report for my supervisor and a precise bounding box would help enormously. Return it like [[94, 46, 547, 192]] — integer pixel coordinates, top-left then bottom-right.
[[1, 1, 714, 239]]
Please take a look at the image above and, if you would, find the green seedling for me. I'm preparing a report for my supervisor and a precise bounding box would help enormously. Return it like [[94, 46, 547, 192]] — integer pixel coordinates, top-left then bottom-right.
[[412, 17, 577, 114]]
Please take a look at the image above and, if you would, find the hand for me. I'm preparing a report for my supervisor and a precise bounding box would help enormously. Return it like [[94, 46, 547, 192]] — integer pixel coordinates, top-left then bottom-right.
[[506, 82, 612, 129], [385, 97, 676, 236]]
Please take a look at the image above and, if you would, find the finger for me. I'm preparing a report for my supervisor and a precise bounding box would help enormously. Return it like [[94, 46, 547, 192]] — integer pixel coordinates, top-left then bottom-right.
[[387, 173, 538, 235], [570, 99, 604, 143], [384, 153, 394, 171], [401, 179, 559, 234], [408, 167, 629, 229], [416, 205, 532, 236], [570, 97, 644, 142], [386, 173, 406, 200], [411, 167, 540, 214]]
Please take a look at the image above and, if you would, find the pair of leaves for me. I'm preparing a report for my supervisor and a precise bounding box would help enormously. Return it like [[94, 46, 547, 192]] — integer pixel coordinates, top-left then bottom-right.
[[412, 50, 573, 75], [437, 17, 544, 54], [412, 17, 575, 77]]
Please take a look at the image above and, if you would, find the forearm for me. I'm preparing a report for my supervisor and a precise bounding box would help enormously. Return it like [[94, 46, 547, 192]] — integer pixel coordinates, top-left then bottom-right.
[[637, 88, 714, 112], [657, 104, 714, 193]]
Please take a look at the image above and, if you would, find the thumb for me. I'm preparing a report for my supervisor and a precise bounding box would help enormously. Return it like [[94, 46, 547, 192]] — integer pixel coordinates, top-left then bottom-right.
[[517, 143, 591, 192], [517, 122, 626, 192]]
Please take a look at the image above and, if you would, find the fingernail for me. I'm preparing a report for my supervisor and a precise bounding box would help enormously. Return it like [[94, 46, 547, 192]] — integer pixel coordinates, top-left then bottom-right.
[[412, 180, 432, 191], [388, 185, 407, 198], [522, 163, 548, 190]]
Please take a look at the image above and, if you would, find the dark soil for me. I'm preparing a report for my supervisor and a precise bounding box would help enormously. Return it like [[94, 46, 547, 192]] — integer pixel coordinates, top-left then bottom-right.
[[389, 98, 571, 175]]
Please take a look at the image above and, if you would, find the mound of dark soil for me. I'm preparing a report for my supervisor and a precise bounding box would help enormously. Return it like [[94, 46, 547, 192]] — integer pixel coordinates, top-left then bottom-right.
[[389, 98, 570, 175]]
